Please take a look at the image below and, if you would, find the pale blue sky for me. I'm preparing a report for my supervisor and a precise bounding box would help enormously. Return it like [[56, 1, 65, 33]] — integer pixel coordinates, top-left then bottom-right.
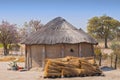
[[0, 0, 120, 30]]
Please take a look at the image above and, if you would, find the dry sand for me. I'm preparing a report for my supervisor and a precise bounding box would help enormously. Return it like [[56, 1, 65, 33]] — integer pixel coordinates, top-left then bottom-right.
[[0, 62, 42, 80], [0, 62, 120, 80]]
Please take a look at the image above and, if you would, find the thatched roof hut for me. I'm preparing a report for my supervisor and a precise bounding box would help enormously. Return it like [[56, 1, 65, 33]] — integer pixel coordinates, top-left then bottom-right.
[[22, 17, 98, 69]]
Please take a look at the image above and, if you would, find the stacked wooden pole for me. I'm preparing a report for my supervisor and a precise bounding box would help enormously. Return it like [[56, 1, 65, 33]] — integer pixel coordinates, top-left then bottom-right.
[[44, 56, 102, 78]]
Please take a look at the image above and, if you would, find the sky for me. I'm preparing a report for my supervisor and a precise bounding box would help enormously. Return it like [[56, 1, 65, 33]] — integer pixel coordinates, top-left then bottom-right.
[[0, 0, 120, 31]]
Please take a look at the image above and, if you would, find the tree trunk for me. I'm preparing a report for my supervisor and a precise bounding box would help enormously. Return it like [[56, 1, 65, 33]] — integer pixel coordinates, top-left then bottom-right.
[[99, 53, 102, 66], [3, 44, 9, 56], [114, 54, 118, 69], [111, 55, 113, 68], [105, 37, 108, 48]]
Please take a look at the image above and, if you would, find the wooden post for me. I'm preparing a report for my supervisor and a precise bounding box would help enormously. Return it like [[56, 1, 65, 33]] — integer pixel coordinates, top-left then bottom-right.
[[61, 44, 65, 58], [79, 44, 82, 57], [78, 44, 79, 57], [29, 46, 32, 68], [25, 45, 27, 69], [91, 45, 94, 56], [91, 45, 95, 60], [27, 46, 30, 70], [42, 45, 46, 69]]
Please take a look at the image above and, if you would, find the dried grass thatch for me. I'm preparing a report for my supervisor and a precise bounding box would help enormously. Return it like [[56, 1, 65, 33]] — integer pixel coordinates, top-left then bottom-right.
[[44, 56, 102, 78], [22, 17, 97, 45]]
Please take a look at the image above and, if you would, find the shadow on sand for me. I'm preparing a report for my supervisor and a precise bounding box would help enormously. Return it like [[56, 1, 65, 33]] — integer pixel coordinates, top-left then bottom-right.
[[100, 66, 115, 71]]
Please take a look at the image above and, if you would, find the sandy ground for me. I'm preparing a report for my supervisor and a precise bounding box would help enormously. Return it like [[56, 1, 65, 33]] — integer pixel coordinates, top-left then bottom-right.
[[0, 62, 120, 80], [45, 69, 120, 80], [0, 62, 42, 80]]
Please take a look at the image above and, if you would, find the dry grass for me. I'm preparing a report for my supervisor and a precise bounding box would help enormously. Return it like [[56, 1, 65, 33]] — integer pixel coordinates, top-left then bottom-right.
[[0, 56, 25, 62], [17, 56, 25, 62]]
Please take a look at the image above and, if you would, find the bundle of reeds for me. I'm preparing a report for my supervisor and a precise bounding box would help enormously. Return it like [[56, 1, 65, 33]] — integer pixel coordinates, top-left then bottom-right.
[[44, 56, 102, 78]]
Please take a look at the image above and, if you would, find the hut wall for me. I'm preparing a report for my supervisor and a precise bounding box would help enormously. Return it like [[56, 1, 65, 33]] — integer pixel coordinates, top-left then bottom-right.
[[25, 45, 27, 69], [31, 45, 43, 67], [26, 43, 95, 69], [80, 43, 94, 57], [64, 44, 79, 57], [26, 45, 29, 69], [46, 44, 61, 58], [26, 45, 32, 69]]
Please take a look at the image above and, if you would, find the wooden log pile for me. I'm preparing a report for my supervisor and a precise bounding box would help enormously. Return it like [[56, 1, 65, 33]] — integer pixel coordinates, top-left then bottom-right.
[[44, 56, 102, 78]]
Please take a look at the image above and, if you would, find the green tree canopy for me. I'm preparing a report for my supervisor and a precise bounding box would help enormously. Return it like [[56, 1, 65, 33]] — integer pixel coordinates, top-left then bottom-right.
[[87, 15, 120, 48]]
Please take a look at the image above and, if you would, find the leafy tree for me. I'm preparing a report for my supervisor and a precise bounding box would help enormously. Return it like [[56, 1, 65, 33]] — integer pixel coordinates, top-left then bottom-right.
[[115, 26, 120, 40], [0, 21, 19, 55], [87, 15, 120, 48], [110, 42, 120, 69]]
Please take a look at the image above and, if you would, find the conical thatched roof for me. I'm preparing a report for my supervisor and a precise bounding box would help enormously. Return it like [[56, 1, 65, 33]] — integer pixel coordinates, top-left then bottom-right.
[[22, 17, 98, 45]]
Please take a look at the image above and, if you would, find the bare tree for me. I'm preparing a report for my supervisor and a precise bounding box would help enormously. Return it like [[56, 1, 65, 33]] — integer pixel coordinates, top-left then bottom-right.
[[29, 20, 43, 31], [0, 21, 19, 55], [19, 20, 43, 40]]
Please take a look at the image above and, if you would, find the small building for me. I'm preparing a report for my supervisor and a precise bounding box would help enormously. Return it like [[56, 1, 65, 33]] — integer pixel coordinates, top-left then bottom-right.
[[22, 17, 98, 69]]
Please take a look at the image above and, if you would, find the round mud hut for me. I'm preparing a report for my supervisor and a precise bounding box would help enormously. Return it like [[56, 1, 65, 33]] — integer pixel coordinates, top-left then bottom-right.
[[22, 17, 98, 69]]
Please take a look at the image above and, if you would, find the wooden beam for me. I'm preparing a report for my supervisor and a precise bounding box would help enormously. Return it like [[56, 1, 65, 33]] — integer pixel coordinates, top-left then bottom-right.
[[25, 45, 27, 69], [79, 44, 82, 57], [29, 46, 32, 68], [27, 46, 30, 70], [91, 44, 95, 59], [42, 45, 46, 68], [78, 44, 79, 57], [61, 44, 65, 58]]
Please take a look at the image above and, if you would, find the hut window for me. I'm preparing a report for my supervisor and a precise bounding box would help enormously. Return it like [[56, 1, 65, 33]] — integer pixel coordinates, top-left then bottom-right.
[[70, 49, 74, 52]]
